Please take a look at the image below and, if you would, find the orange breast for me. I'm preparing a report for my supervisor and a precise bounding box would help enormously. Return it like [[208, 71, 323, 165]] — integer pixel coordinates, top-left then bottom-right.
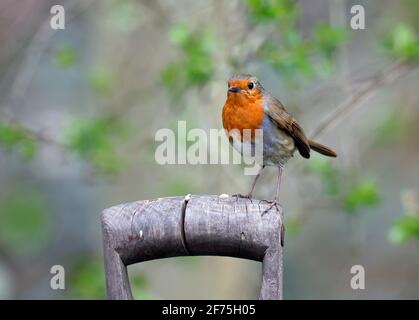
[[222, 93, 265, 142]]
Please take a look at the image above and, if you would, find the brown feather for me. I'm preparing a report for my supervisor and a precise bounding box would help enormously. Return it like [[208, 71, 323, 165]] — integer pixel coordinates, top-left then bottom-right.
[[308, 139, 337, 157], [267, 96, 311, 158]]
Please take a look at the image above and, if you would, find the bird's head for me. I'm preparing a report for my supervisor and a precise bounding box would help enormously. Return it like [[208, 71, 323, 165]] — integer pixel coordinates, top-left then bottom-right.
[[226, 74, 263, 101]]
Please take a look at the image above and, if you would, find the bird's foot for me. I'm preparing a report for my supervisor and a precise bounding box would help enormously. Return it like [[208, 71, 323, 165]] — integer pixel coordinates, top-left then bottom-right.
[[259, 199, 280, 215], [232, 193, 253, 203]]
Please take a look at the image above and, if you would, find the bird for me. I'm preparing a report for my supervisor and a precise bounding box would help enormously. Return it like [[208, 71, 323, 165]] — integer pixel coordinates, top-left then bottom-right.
[[222, 74, 337, 209]]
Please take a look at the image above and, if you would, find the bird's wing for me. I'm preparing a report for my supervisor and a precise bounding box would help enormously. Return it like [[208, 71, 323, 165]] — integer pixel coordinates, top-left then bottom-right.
[[267, 96, 311, 158]]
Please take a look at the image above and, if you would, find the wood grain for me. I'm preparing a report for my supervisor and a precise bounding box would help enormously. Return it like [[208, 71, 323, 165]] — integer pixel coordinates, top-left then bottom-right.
[[101, 195, 284, 300]]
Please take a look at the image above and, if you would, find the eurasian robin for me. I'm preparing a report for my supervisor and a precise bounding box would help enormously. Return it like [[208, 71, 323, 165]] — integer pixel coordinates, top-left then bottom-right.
[[222, 74, 337, 207]]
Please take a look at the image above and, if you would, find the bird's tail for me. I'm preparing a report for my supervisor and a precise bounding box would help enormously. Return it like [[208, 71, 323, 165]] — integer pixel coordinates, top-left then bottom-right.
[[308, 139, 337, 157]]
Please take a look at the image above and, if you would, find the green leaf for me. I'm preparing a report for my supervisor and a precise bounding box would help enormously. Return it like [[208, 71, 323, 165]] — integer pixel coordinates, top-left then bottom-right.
[[88, 67, 113, 95], [307, 154, 334, 176], [0, 122, 38, 159], [344, 180, 380, 213], [170, 24, 190, 46], [262, 42, 314, 80], [108, 1, 139, 33], [130, 273, 156, 300], [374, 109, 409, 144], [245, 0, 297, 25], [314, 23, 347, 60], [383, 23, 419, 60], [69, 258, 154, 299], [161, 64, 182, 94], [388, 216, 419, 244], [0, 189, 48, 252], [243, 1, 349, 84], [69, 259, 106, 299], [285, 219, 302, 237], [54, 46, 77, 69], [306, 154, 339, 195], [162, 179, 194, 196], [65, 117, 124, 174], [162, 24, 214, 95]]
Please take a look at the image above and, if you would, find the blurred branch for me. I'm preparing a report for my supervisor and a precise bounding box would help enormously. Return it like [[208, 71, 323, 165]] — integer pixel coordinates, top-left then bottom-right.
[[2, 0, 97, 119], [1, 117, 68, 149], [141, 0, 171, 26], [310, 60, 413, 139]]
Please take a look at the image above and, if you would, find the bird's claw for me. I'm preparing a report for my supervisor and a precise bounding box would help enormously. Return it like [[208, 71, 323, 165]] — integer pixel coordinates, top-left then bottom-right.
[[232, 193, 253, 203], [260, 199, 280, 215]]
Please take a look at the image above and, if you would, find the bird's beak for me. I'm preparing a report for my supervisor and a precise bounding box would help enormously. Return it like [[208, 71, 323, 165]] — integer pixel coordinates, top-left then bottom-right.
[[228, 86, 240, 93]]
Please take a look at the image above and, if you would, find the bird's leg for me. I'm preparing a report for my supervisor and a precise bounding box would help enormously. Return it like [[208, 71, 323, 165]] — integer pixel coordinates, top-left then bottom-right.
[[246, 166, 264, 198], [274, 165, 283, 202], [233, 165, 265, 201], [261, 166, 282, 214]]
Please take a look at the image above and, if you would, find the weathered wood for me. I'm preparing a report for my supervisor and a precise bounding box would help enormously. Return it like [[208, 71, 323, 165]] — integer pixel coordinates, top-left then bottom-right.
[[101, 195, 284, 300]]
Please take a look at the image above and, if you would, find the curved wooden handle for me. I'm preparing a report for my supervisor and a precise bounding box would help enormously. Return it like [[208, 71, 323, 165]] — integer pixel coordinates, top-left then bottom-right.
[[101, 195, 283, 300]]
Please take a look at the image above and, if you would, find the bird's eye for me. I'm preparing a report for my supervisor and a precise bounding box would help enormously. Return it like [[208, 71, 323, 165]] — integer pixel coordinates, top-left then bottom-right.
[[248, 82, 254, 90]]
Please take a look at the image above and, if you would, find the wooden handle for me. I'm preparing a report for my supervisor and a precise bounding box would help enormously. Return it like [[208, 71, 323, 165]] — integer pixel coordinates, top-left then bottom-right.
[[101, 195, 284, 300]]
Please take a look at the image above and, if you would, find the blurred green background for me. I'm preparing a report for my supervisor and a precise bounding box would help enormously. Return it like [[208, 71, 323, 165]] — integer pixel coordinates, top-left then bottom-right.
[[1, 0, 419, 299]]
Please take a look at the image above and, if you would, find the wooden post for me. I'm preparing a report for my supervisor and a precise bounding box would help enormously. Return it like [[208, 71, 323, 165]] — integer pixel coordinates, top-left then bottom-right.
[[101, 195, 284, 300]]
